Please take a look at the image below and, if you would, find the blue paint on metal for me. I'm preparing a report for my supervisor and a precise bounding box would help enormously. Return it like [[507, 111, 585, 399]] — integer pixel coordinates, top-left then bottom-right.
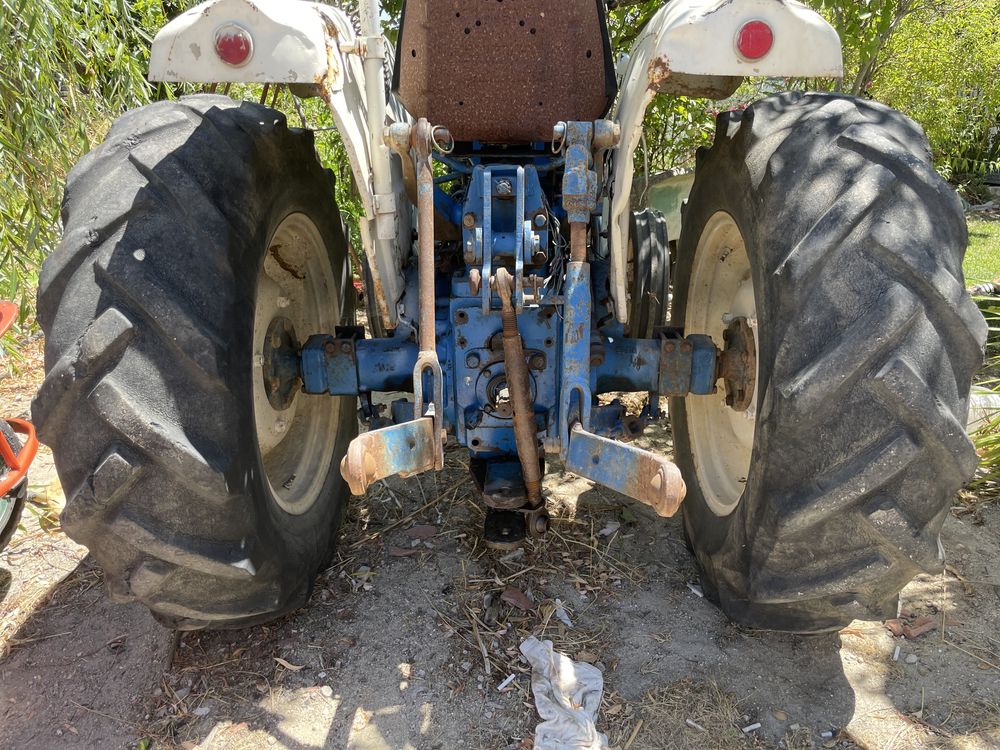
[[450, 299, 558, 457], [592, 337, 660, 393], [433, 185, 464, 226], [688, 334, 718, 395], [299, 122, 728, 486], [564, 426, 646, 497], [561, 121, 598, 224], [300, 335, 333, 394], [514, 166, 526, 311], [559, 261, 593, 457], [302, 334, 420, 396]]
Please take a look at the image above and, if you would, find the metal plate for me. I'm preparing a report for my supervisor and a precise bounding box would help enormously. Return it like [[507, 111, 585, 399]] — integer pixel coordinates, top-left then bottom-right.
[[393, 0, 616, 143]]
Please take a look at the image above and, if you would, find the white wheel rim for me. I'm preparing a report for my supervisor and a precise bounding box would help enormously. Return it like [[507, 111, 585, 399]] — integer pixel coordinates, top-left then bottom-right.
[[685, 211, 758, 517], [253, 213, 341, 515]]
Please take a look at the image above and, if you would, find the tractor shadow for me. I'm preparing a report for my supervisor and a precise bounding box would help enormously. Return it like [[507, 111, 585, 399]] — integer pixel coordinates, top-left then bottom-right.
[[0, 484, 997, 748], [0, 555, 174, 748]]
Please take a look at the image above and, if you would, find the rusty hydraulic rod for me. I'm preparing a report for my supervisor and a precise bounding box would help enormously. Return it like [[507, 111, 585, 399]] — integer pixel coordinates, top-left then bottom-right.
[[494, 268, 544, 511], [414, 119, 437, 354], [340, 119, 449, 494], [409, 118, 446, 469]]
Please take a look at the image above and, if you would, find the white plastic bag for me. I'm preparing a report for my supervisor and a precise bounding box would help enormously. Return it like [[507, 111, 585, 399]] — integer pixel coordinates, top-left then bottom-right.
[[519, 636, 608, 750]]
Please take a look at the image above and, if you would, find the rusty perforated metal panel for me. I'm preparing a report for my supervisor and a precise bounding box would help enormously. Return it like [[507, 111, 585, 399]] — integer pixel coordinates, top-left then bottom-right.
[[393, 0, 616, 144]]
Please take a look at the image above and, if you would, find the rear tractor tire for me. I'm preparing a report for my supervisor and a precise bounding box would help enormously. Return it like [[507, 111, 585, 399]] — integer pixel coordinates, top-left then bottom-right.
[[32, 95, 357, 630], [672, 92, 986, 632]]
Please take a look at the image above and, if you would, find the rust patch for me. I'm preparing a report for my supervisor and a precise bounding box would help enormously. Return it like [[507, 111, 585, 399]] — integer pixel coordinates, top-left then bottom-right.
[[394, 0, 616, 143], [647, 56, 672, 89], [269, 244, 305, 280]]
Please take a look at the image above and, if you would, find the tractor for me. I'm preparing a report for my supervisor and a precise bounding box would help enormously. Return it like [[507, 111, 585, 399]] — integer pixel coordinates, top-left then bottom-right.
[[33, 0, 986, 633]]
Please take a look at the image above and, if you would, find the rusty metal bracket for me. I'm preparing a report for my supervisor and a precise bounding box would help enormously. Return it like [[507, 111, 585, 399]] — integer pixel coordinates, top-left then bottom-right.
[[565, 424, 686, 517], [340, 417, 437, 496]]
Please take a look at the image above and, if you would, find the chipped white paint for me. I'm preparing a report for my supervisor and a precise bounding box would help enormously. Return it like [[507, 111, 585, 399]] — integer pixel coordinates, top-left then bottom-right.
[[607, 0, 843, 324], [149, 0, 409, 330]]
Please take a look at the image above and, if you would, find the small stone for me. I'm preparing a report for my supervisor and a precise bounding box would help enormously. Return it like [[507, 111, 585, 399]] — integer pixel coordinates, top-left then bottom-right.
[[320, 685, 334, 698], [399, 680, 408, 691], [771, 709, 789, 722], [192, 706, 210, 717], [267, 737, 277, 746], [905, 654, 919, 664]]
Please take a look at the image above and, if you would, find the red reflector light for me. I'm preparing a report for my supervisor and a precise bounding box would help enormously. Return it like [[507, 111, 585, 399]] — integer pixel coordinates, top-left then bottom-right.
[[215, 23, 254, 67], [736, 21, 774, 61]]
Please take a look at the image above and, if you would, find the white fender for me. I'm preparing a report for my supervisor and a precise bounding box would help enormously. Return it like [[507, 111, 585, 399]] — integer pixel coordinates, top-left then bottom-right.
[[149, 0, 407, 330], [607, 0, 843, 324]]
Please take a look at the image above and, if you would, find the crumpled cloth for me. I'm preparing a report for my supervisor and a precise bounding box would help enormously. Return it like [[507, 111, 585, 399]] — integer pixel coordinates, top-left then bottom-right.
[[519, 636, 608, 750]]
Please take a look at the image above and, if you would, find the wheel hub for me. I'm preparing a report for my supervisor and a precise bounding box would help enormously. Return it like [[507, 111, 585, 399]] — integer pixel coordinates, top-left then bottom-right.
[[718, 317, 757, 412], [261, 316, 301, 411]]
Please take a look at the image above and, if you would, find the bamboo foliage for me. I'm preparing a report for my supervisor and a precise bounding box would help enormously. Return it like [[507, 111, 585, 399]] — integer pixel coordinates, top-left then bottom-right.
[[0, 0, 161, 318]]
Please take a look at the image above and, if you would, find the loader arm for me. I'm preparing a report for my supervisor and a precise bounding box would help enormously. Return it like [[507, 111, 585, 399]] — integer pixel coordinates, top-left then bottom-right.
[[607, 0, 843, 324], [148, 0, 408, 331]]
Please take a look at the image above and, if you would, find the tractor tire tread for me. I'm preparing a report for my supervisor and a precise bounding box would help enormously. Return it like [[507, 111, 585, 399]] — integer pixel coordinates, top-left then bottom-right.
[[675, 92, 985, 632]]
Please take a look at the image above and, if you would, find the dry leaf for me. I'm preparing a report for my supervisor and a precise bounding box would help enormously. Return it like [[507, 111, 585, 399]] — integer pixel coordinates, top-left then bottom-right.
[[274, 657, 305, 672], [576, 651, 597, 663], [406, 524, 438, 539], [902, 617, 936, 640], [884, 619, 905, 637], [500, 585, 534, 611], [388, 546, 419, 557]]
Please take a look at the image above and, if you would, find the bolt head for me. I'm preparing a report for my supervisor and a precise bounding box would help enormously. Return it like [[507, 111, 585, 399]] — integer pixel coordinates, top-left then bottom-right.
[[324, 341, 338, 355], [463, 212, 477, 229], [496, 178, 513, 196], [466, 353, 481, 369], [341, 342, 353, 354]]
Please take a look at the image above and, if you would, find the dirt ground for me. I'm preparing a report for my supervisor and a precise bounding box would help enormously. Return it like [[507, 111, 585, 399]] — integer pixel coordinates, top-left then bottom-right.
[[1, 339, 999, 750]]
